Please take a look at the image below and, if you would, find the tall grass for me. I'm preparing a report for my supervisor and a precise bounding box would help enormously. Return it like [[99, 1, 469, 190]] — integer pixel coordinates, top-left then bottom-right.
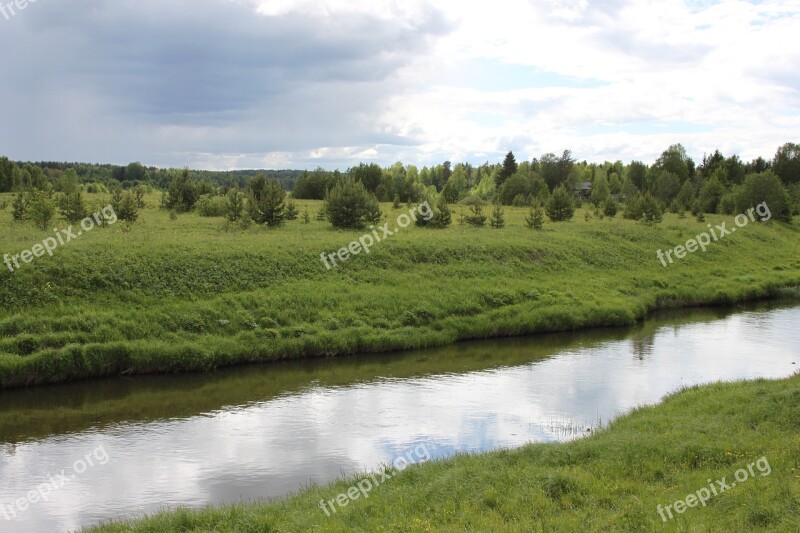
[[1, 193, 798, 388]]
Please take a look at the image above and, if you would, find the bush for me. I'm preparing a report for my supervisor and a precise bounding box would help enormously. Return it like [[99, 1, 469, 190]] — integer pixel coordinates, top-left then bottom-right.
[[464, 204, 487, 227], [735, 171, 792, 222], [325, 179, 382, 229], [166, 169, 198, 212], [512, 194, 530, 207], [11, 192, 29, 221], [417, 196, 452, 229], [546, 185, 575, 222], [603, 199, 618, 218], [718, 192, 738, 215], [247, 175, 286, 227], [525, 204, 544, 229], [225, 187, 245, 222], [285, 200, 299, 221], [625, 193, 663, 224], [111, 189, 139, 222], [28, 190, 57, 230], [196, 194, 228, 217], [490, 205, 506, 229]]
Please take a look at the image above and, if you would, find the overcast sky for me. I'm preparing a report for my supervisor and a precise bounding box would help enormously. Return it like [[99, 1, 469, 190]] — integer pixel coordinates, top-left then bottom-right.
[[1, 0, 798, 170]]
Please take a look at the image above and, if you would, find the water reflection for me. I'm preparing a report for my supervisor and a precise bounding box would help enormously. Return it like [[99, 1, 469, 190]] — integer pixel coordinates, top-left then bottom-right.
[[0, 303, 798, 533]]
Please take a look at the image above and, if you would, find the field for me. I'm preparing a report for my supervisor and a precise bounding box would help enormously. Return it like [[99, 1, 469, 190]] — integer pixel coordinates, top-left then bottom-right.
[[88, 372, 800, 532], [0, 192, 799, 389]]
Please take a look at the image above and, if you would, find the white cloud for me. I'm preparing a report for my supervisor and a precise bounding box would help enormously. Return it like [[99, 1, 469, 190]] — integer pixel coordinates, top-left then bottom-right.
[[0, 0, 797, 168]]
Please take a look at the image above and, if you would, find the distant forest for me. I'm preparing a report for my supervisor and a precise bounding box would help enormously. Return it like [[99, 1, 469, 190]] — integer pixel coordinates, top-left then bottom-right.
[[0, 143, 798, 218]]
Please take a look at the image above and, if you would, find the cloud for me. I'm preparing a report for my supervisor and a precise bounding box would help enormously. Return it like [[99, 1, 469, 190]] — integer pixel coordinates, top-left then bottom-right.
[[0, 0, 797, 168]]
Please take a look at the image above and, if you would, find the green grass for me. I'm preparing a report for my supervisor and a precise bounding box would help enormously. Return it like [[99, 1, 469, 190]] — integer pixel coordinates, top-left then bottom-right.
[[1, 193, 799, 388], [87, 372, 800, 532]]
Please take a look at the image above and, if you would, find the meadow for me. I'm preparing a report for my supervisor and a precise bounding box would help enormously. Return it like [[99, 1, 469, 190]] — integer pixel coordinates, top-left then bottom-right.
[[0, 192, 799, 389], [88, 372, 800, 532]]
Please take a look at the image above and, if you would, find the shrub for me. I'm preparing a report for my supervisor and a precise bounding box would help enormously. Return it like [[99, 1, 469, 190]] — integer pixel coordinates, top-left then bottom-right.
[[166, 169, 198, 212], [247, 174, 286, 227], [28, 190, 57, 230], [196, 194, 227, 217], [111, 189, 139, 222], [603, 199, 618, 218], [464, 204, 487, 227], [11, 191, 29, 221], [325, 179, 382, 229], [490, 204, 506, 228], [225, 187, 245, 222], [512, 194, 530, 207], [638, 193, 663, 225], [735, 171, 792, 222], [285, 200, 299, 221], [546, 185, 575, 222], [525, 204, 544, 229], [431, 197, 452, 228], [625, 193, 663, 224]]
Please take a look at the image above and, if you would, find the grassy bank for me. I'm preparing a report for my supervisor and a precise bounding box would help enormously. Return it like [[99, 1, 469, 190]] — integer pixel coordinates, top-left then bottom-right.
[[88, 373, 800, 532], [1, 194, 799, 388]]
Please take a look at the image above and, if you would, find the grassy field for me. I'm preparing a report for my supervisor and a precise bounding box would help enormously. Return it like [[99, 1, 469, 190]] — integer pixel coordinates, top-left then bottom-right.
[[86, 372, 800, 532], [0, 192, 799, 388]]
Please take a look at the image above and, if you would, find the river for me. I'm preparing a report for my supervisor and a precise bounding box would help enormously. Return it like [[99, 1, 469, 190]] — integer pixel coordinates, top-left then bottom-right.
[[0, 303, 798, 532]]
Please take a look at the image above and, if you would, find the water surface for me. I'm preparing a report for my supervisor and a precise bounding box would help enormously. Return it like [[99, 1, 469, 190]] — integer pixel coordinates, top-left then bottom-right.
[[0, 303, 798, 532]]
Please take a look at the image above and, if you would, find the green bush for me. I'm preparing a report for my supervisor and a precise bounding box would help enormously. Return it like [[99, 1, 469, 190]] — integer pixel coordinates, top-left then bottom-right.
[[28, 190, 57, 230], [111, 189, 140, 222], [735, 171, 792, 222], [247, 174, 286, 227], [325, 179, 382, 229], [196, 194, 228, 217], [546, 185, 575, 222], [464, 204, 487, 227], [166, 169, 198, 213]]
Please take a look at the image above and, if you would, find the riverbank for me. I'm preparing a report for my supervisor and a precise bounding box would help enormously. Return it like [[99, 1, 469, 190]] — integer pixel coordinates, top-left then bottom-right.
[[87, 372, 800, 531], [1, 196, 799, 389]]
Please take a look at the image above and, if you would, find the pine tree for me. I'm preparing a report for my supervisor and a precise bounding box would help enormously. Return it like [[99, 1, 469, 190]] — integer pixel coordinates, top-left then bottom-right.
[[496, 151, 518, 187], [464, 204, 487, 227], [225, 187, 245, 222], [525, 204, 545, 229], [490, 204, 506, 229], [431, 196, 452, 228], [11, 191, 29, 221], [285, 200, 299, 221], [546, 185, 575, 222]]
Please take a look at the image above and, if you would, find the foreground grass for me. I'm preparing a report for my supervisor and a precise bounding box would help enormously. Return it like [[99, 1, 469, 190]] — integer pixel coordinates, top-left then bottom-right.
[[1, 194, 799, 388], [88, 373, 800, 532]]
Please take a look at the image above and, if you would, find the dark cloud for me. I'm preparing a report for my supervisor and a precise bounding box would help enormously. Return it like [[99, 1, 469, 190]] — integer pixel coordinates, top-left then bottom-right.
[[0, 0, 449, 165]]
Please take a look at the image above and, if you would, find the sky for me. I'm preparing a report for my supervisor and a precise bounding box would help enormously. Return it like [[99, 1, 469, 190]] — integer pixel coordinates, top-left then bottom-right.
[[0, 0, 798, 170]]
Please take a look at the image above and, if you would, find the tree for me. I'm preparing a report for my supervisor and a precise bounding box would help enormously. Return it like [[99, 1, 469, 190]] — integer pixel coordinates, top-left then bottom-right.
[[110, 189, 139, 222], [490, 204, 506, 228], [247, 174, 286, 226], [325, 179, 382, 229], [58, 169, 86, 223], [225, 186, 245, 222], [285, 200, 299, 221], [11, 192, 28, 221], [431, 196, 452, 228], [698, 175, 726, 213], [464, 204, 487, 227], [443, 165, 469, 202], [166, 169, 198, 212], [546, 185, 575, 222], [652, 170, 681, 205], [674, 180, 695, 211], [0, 157, 14, 193], [772, 142, 800, 185], [293, 168, 330, 200], [350, 163, 383, 194], [654, 144, 693, 185], [525, 204, 544, 229], [499, 170, 532, 205], [636, 193, 663, 225], [496, 151, 518, 187], [28, 190, 57, 230], [735, 171, 792, 222], [590, 174, 611, 206], [603, 199, 618, 218]]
